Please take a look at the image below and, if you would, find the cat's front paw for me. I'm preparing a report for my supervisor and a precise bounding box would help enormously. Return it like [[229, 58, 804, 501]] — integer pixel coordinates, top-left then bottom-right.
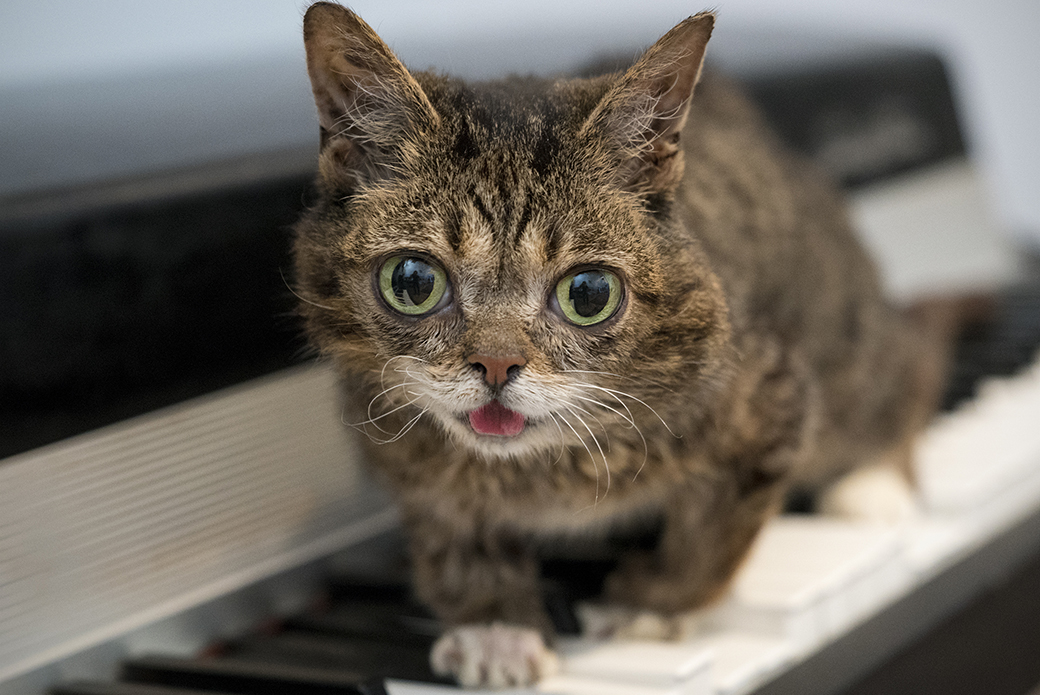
[[430, 623, 559, 689], [576, 602, 706, 641], [818, 462, 919, 524]]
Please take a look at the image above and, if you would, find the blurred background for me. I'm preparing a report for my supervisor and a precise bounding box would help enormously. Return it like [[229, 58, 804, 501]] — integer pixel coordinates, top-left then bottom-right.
[[1, 0, 1038, 457], [1, 0, 1037, 243]]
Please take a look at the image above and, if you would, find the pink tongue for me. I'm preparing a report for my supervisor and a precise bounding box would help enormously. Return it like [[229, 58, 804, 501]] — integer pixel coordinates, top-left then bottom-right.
[[468, 401, 526, 437]]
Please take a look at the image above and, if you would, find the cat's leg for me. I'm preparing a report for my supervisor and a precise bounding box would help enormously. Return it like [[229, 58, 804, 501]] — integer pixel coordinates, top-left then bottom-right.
[[817, 444, 919, 524], [816, 303, 947, 525], [601, 470, 789, 622], [600, 337, 811, 631], [405, 510, 559, 688]]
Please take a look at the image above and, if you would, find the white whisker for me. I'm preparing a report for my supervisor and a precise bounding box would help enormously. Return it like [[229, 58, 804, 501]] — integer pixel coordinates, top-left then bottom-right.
[[556, 411, 602, 505], [562, 404, 611, 499], [559, 367, 687, 392], [344, 389, 419, 429], [280, 268, 337, 312], [344, 355, 435, 443], [367, 406, 429, 445], [546, 413, 567, 467], [571, 393, 637, 429], [574, 383, 680, 438], [563, 399, 613, 445], [570, 393, 651, 480], [363, 381, 419, 434]]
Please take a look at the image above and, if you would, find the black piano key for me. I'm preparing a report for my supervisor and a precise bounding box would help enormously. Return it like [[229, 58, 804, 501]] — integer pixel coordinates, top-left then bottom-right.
[[322, 568, 588, 639], [539, 558, 620, 636], [286, 601, 441, 645], [53, 682, 233, 695], [226, 630, 445, 684], [121, 656, 388, 695], [325, 573, 415, 605], [941, 281, 1040, 411]]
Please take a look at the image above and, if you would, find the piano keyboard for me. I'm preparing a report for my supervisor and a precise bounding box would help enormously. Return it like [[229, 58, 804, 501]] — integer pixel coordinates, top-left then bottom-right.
[[9, 279, 1037, 695]]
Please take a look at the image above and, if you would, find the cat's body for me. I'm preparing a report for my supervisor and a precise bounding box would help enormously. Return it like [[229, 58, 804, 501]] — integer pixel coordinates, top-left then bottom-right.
[[294, 3, 945, 688]]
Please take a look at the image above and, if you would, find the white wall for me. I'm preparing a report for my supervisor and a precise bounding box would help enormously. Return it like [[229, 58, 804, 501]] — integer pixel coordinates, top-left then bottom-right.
[[713, 0, 1040, 250], [1, 0, 1037, 247]]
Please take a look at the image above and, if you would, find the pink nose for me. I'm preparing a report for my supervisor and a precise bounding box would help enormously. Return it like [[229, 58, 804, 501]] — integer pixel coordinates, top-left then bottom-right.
[[467, 353, 527, 387]]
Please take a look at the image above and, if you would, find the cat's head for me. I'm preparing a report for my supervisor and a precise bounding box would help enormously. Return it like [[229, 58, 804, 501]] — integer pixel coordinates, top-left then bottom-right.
[[294, 3, 730, 460]]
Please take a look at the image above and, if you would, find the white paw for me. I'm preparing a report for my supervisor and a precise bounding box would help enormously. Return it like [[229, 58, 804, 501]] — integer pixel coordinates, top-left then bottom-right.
[[818, 463, 919, 524], [430, 623, 559, 688], [575, 602, 706, 641]]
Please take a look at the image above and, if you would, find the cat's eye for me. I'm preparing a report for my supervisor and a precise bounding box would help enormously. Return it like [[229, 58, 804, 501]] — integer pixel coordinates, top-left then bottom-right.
[[378, 256, 449, 316], [555, 269, 623, 326]]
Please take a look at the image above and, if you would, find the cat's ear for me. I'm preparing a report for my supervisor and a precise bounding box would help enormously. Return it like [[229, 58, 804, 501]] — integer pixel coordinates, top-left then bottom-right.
[[303, 3, 440, 192], [581, 12, 714, 194]]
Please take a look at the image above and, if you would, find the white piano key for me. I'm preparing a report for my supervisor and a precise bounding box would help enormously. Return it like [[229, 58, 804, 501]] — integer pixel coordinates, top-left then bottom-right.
[[707, 517, 905, 651], [905, 351, 1040, 577], [842, 543, 911, 625], [556, 637, 712, 694], [916, 356, 1040, 515], [901, 516, 970, 576], [386, 680, 525, 695], [679, 632, 793, 695], [957, 453, 1040, 548], [539, 673, 696, 695], [386, 661, 703, 695]]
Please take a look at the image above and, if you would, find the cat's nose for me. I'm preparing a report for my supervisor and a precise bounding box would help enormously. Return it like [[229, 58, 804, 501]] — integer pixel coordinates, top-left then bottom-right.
[[467, 353, 527, 387]]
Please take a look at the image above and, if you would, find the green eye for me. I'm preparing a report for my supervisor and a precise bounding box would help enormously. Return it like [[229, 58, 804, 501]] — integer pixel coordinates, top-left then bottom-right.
[[378, 256, 448, 315], [555, 269, 622, 326]]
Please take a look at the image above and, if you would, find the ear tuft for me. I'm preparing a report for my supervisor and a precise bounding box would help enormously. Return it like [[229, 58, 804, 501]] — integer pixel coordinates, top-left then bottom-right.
[[303, 2, 439, 191], [582, 12, 715, 194]]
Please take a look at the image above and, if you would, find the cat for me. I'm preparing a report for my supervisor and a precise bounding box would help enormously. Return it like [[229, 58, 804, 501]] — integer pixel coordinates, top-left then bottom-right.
[[292, 2, 947, 688]]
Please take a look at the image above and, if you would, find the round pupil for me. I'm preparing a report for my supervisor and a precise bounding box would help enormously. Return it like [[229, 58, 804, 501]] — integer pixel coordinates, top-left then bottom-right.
[[391, 259, 435, 307], [569, 271, 611, 318]]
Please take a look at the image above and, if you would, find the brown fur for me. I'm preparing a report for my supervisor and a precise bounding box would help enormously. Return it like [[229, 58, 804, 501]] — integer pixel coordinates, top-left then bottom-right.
[[295, 0, 946, 660]]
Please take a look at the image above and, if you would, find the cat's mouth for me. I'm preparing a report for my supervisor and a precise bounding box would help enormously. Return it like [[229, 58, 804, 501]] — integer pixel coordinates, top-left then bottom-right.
[[467, 400, 526, 437]]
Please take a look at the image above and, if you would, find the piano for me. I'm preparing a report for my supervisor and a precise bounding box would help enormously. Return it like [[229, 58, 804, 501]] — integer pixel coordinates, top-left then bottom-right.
[[2, 37, 1040, 695]]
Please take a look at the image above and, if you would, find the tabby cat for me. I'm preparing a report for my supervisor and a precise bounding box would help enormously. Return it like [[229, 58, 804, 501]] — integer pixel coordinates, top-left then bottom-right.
[[293, 2, 945, 688]]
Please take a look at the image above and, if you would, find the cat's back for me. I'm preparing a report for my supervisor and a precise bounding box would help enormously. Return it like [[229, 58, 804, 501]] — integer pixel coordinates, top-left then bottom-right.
[[677, 75, 944, 483], [677, 74, 885, 355]]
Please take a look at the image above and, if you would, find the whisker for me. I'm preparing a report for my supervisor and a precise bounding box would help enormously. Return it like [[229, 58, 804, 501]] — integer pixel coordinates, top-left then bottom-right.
[[559, 368, 685, 394], [388, 407, 429, 443], [280, 268, 337, 312], [563, 404, 611, 498], [362, 381, 420, 434], [574, 383, 680, 438], [571, 392, 652, 482], [546, 413, 567, 467], [350, 355, 434, 439], [563, 398, 613, 445], [344, 389, 420, 429], [556, 411, 602, 505], [568, 383, 640, 433], [571, 393, 637, 429], [366, 408, 428, 445]]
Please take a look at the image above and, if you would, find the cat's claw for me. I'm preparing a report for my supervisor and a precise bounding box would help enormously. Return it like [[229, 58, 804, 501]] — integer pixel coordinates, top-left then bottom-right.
[[430, 623, 559, 689]]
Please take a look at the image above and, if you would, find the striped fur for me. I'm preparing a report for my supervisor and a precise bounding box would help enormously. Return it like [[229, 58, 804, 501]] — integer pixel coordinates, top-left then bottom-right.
[[293, 3, 947, 687]]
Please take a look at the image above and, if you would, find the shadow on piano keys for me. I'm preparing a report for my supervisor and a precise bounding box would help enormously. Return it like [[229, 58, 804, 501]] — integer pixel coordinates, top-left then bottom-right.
[[0, 276, 1036, 695]]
